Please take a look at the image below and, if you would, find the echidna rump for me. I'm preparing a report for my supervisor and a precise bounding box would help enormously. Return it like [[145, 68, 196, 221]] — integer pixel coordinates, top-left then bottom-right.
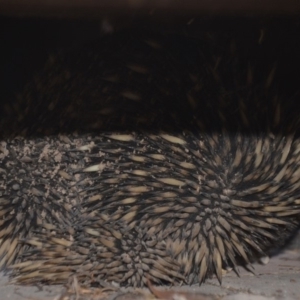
[[1, 29, 300, 288]]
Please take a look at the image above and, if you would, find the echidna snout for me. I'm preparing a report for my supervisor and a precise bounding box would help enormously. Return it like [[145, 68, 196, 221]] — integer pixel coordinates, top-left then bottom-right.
[[0, 29, 300, 287]]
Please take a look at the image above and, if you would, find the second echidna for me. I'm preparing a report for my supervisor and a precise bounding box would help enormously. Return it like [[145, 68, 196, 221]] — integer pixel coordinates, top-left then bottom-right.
[[1, 29, 300, 287]]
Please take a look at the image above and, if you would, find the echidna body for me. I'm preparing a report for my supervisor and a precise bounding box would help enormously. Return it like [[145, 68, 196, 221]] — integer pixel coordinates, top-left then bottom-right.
[[1, 30, 300, 287]]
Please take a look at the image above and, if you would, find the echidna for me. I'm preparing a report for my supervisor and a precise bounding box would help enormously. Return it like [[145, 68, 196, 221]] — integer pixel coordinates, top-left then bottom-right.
[[1, 29, 300, 288]]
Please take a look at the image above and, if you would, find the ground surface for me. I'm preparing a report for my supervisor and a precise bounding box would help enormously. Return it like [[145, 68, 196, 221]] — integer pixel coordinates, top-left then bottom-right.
[[0, 245, 299, 300]]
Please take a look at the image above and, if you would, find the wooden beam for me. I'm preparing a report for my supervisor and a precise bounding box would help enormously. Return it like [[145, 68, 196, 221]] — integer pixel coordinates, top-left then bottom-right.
[[1, 0, 300, 18]]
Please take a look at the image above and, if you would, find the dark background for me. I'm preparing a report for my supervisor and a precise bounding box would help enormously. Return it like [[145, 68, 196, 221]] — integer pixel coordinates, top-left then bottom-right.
[[1, 16, 300, 104]]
